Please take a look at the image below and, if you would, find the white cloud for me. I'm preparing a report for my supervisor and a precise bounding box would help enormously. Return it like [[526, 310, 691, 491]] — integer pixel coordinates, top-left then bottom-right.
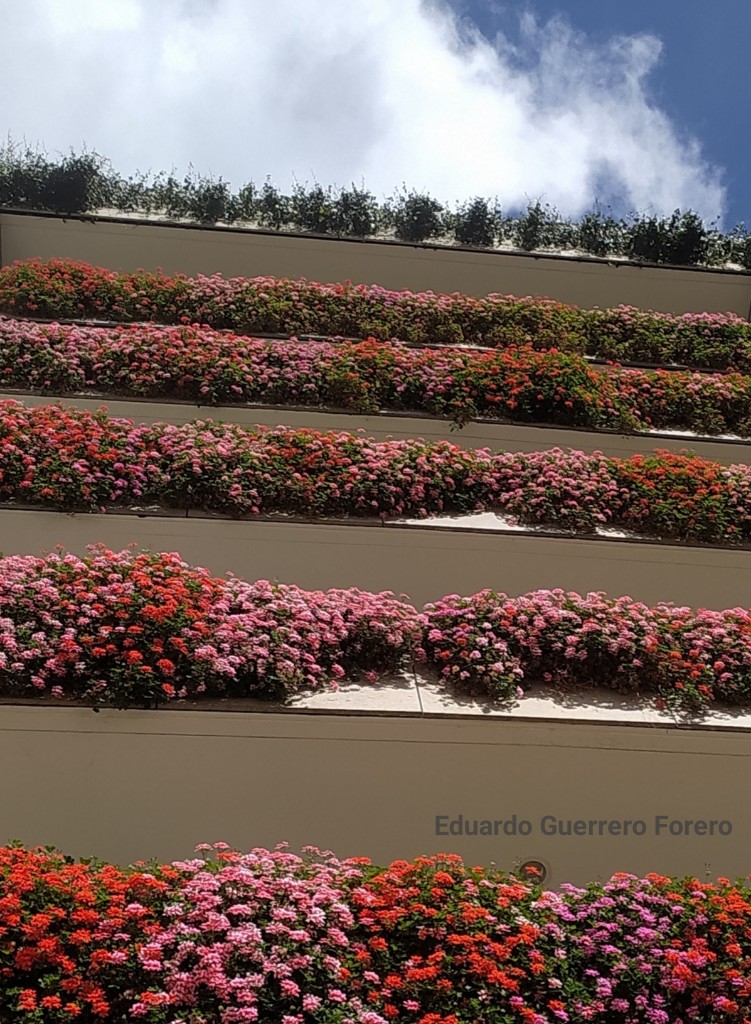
[[0, 0, 726, 220]]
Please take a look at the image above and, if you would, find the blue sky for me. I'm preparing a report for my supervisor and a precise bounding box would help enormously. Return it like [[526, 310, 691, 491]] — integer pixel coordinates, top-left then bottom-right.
[[1, 0, 748, 227], [457, 0, 750, 226]]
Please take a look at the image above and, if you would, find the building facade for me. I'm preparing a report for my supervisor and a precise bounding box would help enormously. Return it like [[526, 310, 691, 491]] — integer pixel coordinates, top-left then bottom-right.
[[1, 210, 750, 887]]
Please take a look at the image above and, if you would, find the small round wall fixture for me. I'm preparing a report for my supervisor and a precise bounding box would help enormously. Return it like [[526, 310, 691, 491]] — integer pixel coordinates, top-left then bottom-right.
[[519, 859, 548, 883]]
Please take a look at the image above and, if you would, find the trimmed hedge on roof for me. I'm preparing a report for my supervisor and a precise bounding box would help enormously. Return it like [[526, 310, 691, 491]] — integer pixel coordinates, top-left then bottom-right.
[[1, 143, 750, 268]]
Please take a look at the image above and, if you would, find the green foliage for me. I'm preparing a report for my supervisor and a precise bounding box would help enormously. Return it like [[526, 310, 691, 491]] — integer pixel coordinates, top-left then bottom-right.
[[575, 208, 625, 257], [0, 142, 110, 214], [184, 173, 233, 224], [626, 209, 710, 266], [0, 141, 748, 269], [387, 188, 446, 243], [510, 201, 576, 251], [290, 181, 337, 233], [728, 225, 751, 270], [331, 184, 379, 237], [452, 196, 500, 247], [255, 178, 291, 229]]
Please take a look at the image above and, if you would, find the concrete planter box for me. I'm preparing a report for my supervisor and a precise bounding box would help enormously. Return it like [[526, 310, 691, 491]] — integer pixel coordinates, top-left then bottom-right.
[[2, 211, 750, 317], [1, 691, 749, 885], [3, 391, 750, 466], [0, 507, 749, 608]]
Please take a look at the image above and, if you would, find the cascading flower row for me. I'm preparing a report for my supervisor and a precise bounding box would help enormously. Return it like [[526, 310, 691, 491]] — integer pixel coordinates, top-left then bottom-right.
[[3, 546, 751, 710], [6, 316, 751, 438], [0, 402, 749, 546], [2, 258, 751, 370], [2, 842, 751, 1024]]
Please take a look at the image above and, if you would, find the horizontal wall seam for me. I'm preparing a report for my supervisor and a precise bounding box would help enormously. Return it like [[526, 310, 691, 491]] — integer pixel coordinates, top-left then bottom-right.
[[1, 725, 749, 753]]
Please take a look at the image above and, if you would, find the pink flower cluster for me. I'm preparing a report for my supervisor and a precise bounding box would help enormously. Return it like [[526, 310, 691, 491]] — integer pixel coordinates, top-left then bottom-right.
[[613, 364, 751, 436], [9, 313, 751, 438], [494, 448, 621, 527], [585, 304, 751, 369], [0, 401, 500, 518], [530, 871, 751, 1021], [424, 588, 751, 709], [7, 842, 751, 1024], [132, 844, 371, 1024], [0, 315, 631, 431], [1, 547, 751, 710]]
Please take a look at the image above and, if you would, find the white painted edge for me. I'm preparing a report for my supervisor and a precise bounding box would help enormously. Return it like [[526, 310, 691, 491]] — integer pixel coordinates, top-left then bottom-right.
[[3, 668, 749, 733]]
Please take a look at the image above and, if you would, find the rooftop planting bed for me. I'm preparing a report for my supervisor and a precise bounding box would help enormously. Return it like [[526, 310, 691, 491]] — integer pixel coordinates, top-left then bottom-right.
[[1, 145, 750, 269]]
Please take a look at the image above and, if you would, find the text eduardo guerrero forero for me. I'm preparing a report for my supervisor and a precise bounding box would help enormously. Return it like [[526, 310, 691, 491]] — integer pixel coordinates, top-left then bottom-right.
[[434, 814, 733, 838]]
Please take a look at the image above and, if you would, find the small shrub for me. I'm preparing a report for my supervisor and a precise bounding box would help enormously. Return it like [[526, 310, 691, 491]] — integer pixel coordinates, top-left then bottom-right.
[[183, 172, 233, 224], [234, 180, 257, 222], [331, 184, 379, 237], [729, 225, 751, 270], [511, 200, 571, 251], [290, 181, 337, 233], [452, 196, 500, 247], [148, 170, 190, 219], [575, 208, 626, 256], [626, 210, 710, 266], [109, 169, 153, 214], [389, 188, 446, 243], [255, 178, 291, 229]]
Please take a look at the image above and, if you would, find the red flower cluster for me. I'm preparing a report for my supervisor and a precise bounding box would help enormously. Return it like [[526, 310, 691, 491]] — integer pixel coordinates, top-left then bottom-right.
[[0, 844, 175, 1021], [0, 545, 423, 707], [350, 856, 549, 1023], [614, 450, 733, 537]]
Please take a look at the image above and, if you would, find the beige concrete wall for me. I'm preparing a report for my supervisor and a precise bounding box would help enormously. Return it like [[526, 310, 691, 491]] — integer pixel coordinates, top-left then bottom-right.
[[3, 392, 748, 466], [2, 212, 750, 316], [0, 703, 748, 885], [0, 508, 749, 608]]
